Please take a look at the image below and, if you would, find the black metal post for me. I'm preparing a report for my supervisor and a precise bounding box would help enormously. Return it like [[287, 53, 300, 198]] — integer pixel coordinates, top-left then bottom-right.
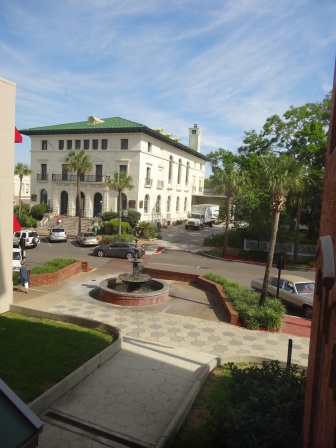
[[286, 338, 293, 371]]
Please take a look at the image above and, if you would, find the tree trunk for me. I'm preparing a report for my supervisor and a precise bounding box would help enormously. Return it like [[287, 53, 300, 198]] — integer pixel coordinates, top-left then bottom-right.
[[259, 210, 280, 306], [77, 175, 82, 234], [293, 201, 303, 263], [18, 174, 23, 220], [222, 197, 231, 256], [118, 190, 122, 238]]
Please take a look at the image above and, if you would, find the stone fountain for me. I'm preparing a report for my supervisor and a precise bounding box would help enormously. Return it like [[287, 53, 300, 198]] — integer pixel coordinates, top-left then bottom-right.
[[99, 234, 169, 306]]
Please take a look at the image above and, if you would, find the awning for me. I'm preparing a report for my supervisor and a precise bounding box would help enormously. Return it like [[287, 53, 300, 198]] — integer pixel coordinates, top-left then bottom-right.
[[13, 215, 21, 232], [15, 127, 22, 143]]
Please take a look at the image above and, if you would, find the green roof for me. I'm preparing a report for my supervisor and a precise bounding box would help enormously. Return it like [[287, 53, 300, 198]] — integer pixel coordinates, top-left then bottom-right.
[[19, 116, 208, 161]]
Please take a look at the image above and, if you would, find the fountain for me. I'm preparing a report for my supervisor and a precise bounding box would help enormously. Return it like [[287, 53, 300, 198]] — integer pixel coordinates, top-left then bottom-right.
[[99, 233, 169, 306]]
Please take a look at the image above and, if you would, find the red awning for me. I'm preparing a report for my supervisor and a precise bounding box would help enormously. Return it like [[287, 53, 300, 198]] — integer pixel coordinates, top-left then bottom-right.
[[15, 127, 22, 143], [13, 215, 21, 232]]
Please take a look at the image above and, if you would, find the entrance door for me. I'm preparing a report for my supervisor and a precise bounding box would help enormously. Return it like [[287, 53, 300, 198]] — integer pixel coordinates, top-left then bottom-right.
[[60, 191, 68, 215], [76, 192, 85, 216], [94, 193, 103, 216]]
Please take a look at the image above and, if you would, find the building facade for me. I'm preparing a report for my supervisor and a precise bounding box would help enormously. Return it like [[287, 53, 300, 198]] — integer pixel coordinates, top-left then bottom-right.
[[20, 117, 208, 224]]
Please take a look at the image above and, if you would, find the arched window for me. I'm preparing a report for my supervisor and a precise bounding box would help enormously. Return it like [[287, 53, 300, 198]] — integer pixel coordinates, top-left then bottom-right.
[[168, 156, 173, 183], [156, 195, 161, 213], [184, 197, 188, 212], [176, 196, 180, 212], [40, 189, 47, 204], [167, 196, 171, 213], [177, 159, 182, 184], [144, 194, 149, 213], [185, 162, 190, 185]]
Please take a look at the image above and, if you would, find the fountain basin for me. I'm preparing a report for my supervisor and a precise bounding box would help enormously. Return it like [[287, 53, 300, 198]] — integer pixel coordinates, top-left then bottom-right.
[[99, 278, 169, 306]]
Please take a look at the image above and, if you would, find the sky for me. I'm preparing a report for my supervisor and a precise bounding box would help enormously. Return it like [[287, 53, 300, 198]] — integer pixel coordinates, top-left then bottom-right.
[[2, 0, 335, 178]]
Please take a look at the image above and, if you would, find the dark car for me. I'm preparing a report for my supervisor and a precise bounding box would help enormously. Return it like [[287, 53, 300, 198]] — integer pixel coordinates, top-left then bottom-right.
[[93, 242, 146, 260]]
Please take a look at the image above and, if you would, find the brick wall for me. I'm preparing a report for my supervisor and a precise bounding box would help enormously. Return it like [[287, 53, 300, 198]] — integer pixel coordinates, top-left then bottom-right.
[[29, 261, 89, 287]]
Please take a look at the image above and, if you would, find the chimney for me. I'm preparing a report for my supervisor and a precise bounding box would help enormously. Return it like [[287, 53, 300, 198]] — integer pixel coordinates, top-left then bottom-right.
[[189, 124, 202, 152]]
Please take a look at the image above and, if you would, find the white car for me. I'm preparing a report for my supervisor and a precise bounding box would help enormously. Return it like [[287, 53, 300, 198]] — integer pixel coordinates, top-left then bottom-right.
[[13, 248, 22, 271], [251, 274, 315, 319], [49, 226, 67, 242], [13, 230, 40, 248]]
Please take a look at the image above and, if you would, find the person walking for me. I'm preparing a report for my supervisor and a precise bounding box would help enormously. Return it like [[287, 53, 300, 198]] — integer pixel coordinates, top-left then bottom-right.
[[19, 260, 30, 293], [19, 234, 26, 260]]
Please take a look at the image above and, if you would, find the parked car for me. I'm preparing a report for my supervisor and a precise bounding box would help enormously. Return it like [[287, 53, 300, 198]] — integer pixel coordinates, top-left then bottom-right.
[[92, 242, 146, 260], [12, 248, 22, 271], [13, 230, 40, 248], [251, 275, 315, 318], [49, 226, 67, 242], [76, 232, 99, 246]]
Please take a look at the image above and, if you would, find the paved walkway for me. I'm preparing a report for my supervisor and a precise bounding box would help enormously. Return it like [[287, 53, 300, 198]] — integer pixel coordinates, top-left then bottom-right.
[[11, 258, 311, 448]]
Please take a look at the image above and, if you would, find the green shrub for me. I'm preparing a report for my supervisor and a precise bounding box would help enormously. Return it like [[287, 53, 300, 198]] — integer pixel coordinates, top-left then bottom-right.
[[126, 210, 141, 229], [136, 221, 159, 239], [204, 272, 285, 331], [206, 360, 306, 448], [101, 234, 134, 244], [101, 211, 118, 221], [30, 203, 48, 220]]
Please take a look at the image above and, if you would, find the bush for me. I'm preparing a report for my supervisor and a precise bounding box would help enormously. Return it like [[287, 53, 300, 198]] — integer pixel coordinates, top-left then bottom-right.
[[206, 361, 306, 448], [125, 210, 141, 229], [101, 219, 132, 235], [136, 221, 159, 239], [204, 272, 285, 331], [30, 203, 48, 220], [101, 234, 134, 244], [101, 211, 118, 221]]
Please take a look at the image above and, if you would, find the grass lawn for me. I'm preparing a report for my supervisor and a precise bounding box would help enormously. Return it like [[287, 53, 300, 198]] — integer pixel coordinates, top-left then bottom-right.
[[0, 312, 112, 403]]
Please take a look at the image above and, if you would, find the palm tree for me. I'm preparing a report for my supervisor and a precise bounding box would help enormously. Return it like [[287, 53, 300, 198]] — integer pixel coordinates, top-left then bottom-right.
[[212, 165, 248, 255], [64, 150, 92, 233], [14, 163, 31, 220], [258, 155, 306, 306], [108, 171, 134, 238]]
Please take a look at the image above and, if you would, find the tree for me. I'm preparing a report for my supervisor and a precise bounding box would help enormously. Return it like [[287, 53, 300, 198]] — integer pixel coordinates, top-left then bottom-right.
[[208, 150, 249, 255], [108, 171, 134, 238], [64, 150, 92, 233], [14, 163, 31, 221], [258, 155, 306, 306]]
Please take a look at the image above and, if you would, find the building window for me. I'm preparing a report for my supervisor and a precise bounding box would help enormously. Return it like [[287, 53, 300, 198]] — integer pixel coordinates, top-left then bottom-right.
[[184, 197, 187, 212], [58, 140, 64, 150], [119, 165, 128, 173], [75, 140, 81, 150], [101, 139, 108, 150], [121, 139, 128, 150], [26, 184, 29, 194], [42, 140, 48, 150], [176, 196, 180, 212], [144, 194, 149, 213], [84, 139, 90, 150], [167, 196, 171, 213], [185, 162, 190, 185], [177, 159, 182, 184], [41, 164, 47, 181], [92, 139, 98, 150], [62, 165, 68, 181], [192, 129, 196, 134], [155, 195, 161, 213], [148, 142, 152, 152], [168, 156, 173, 183], [67, 140, 72, 150], [96, 165, 103, 182]]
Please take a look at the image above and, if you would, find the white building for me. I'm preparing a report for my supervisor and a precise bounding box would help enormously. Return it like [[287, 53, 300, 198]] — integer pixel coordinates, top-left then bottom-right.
[[20, 116, 208, 225], [13, 174, 30, 205]]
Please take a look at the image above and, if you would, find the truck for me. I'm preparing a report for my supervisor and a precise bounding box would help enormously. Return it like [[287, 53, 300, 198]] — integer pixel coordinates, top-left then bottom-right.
[[185, 204, 219, 230]]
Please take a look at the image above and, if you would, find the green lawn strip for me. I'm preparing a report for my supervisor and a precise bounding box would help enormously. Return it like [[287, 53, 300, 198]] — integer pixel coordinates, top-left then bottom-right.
[[172, 361, 306, 448], [204, 272, 285, 330], [0, 312, 112, 403]]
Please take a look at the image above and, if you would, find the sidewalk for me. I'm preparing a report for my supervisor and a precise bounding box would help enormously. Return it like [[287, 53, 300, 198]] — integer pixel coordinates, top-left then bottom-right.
[[11, 260, 311, 447]]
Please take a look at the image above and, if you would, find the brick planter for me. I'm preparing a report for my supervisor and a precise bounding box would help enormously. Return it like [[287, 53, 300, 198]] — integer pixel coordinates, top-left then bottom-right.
[[29, 261, 89, 287], [142, 267, 239, 325]]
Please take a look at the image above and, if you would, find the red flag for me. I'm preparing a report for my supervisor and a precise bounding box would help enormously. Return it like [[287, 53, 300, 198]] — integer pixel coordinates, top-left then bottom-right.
[[13, 215, 21, 232], [15, 127, 22, 143]]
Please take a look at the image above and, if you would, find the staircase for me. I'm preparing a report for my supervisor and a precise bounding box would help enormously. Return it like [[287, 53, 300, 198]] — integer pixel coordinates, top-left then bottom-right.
[[38, 215, 99, 238]]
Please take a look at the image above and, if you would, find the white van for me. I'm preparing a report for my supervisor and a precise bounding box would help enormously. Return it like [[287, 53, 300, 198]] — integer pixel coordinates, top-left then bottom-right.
[[13, 248, 22, 271]]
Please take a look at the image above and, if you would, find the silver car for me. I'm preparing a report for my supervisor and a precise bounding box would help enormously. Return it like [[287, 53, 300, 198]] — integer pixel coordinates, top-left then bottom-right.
[[49, 226, 67, 242], [251, 274, 315, 319], [76, 232, 99, 246]]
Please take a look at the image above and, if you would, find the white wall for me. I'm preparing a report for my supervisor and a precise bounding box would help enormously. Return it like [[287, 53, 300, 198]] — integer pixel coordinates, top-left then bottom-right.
[[0, 77, 16, 313]]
